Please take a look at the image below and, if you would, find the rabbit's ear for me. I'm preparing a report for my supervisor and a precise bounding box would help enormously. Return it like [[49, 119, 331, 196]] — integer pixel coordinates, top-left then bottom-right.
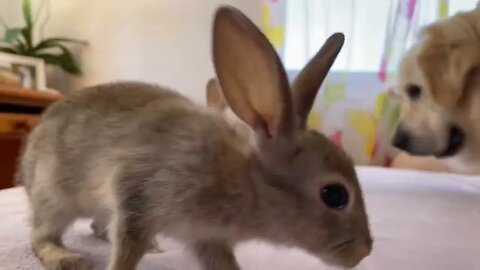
[[291, 33, 344, 128], [212, 6, 293, 138], [206, 78, 227, 111]]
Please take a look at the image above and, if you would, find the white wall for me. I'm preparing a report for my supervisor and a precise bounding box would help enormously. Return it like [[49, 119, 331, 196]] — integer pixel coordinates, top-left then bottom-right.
[[0, 0, 260, 102]]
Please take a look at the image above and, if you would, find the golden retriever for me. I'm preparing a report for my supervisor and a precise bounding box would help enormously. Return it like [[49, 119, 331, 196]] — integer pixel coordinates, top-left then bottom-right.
[[392, 7, 480, 174]]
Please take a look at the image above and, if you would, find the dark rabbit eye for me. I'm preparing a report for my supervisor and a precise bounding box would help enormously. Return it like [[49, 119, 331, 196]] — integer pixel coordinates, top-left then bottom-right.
[[406, 84, 422, 100], [321, 184, 349, 209]]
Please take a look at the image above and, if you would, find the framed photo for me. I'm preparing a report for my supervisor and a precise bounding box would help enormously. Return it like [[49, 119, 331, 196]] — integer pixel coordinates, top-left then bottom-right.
[[0, 52, 46, 90]]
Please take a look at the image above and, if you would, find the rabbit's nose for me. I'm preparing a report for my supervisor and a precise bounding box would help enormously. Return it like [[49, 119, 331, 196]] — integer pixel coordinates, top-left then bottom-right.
[[364, 234, 373, 252]]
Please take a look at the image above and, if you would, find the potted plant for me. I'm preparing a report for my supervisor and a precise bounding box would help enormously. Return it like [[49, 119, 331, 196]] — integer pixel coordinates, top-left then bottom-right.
[[0, 0, 86, 79]]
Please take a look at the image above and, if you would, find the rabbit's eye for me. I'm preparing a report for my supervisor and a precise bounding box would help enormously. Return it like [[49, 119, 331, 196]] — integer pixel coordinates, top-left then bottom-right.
[[321, 184, 349, 209]]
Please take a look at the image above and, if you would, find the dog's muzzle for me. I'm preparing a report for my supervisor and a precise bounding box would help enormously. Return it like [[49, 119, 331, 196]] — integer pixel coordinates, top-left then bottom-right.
[[392, 124, 465, 158], [436, 125, 465, 158]]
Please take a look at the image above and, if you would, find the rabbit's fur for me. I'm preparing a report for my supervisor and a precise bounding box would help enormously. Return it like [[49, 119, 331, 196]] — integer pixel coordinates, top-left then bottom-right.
[[206, 78, 253, 143], [18, 6, 372, 270]]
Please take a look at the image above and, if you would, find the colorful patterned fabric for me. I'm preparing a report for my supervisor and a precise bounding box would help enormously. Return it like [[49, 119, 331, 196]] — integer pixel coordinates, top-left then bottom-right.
[[261, 0, 453, 166], [260, 0, 286, 59]]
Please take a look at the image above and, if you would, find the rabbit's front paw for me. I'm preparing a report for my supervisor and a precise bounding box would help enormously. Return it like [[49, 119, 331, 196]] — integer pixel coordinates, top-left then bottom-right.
[[91, 219, 163, 253], [90, 220, 108, 241], [44, 253, 92, 270], [146, 238, 164, 253]]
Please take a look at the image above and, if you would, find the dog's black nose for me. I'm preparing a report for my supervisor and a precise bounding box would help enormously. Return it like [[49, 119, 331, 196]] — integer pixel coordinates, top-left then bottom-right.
[[392, 127, 410, 151], [449, 126, 465, 148]]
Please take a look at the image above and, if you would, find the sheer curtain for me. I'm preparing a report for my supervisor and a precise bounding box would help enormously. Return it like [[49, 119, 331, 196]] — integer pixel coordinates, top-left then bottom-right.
[[261, 0, 479, 165], [283, 0, 479, 73]]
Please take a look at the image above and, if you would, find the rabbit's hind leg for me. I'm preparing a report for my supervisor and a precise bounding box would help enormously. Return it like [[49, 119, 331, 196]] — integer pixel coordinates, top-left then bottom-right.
[[30, 196, 91, 270]]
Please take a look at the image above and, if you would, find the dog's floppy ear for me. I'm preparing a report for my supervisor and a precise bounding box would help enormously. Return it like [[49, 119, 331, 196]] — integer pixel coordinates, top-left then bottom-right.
[[206, 78, 227, 111], [418, 18, 480, 106], [212, 6, 293, 138], [291, 33, 344, 128]]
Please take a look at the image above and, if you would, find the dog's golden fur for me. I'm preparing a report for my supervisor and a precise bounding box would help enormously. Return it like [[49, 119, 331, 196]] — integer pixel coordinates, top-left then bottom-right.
[[394, 7, 480, 174]]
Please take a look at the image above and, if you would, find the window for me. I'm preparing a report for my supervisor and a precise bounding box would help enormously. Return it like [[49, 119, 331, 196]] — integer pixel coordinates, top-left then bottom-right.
[[284, 0, 479, 72]]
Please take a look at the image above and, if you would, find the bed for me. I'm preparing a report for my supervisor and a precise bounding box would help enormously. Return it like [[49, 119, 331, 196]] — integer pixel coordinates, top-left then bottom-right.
[[1, 166, 479, 270]]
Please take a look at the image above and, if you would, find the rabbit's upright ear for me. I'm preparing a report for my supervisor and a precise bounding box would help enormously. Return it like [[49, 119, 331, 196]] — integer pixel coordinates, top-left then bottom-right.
[[212, 6, 293, 138], [206, 78, 227, 111], [291, 33, 344, 129]]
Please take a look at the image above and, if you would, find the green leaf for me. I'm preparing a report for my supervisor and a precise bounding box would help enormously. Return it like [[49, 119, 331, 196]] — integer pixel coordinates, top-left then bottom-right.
[[21, 26, 33, 49], [12, 40, 29, 55], [3, 28, 22, 44], [35, 45, 82, 75], [21, 0, 34, 49], [0, 47, 19, 54], [33, 37, 87, 52], [22, 0, 33, 27]]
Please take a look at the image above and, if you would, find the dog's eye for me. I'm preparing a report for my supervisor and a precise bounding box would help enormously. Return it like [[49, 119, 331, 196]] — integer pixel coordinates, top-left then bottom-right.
[[406, 84, 422, 100], [321, 184, 349, 209]]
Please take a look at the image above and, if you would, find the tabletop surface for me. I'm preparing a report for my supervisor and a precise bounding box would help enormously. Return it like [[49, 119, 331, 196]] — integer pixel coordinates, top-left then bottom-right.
[[0, 166, 479, 270]]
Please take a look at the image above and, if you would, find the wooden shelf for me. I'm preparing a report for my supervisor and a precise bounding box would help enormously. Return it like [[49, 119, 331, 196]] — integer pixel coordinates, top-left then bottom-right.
[[0, 113, 39, 139], [0, 85, 62, 189], [0, 85, 62, 107]]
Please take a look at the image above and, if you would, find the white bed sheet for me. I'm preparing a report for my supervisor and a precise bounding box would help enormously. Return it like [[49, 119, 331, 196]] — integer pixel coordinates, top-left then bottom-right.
[[1, 166, 480, 270]]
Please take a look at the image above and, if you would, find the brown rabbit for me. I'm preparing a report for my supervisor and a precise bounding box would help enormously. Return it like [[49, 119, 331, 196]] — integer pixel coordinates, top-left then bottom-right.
[[18, 6, 372, 270], [205, 78, 253, 143], [206, 78, 227, 111]]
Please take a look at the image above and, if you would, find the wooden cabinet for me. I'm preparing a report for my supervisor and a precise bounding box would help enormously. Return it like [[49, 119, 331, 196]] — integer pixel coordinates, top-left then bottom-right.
[[0, 85, 62, 189]]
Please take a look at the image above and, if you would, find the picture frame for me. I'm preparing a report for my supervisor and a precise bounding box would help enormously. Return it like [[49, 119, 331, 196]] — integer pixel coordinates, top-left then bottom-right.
[[0, 52, 46, 91]]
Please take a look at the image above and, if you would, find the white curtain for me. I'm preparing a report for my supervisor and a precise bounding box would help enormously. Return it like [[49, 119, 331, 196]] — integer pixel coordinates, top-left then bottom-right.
[[261, 0, 480, 165], [283, 0, 479, 73]]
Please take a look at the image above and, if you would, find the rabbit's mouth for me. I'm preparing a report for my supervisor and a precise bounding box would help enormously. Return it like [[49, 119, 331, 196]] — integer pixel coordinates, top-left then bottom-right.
[[329, 238, 355, 251], [321, 236, 371, 268]]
